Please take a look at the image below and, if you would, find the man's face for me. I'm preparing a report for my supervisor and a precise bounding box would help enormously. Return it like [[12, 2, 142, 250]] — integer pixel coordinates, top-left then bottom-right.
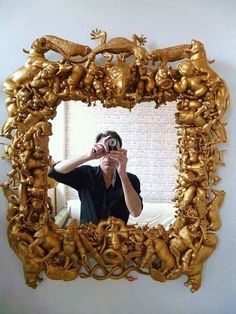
[[99, 154, 116, 172], [98, 136, 120, 172]]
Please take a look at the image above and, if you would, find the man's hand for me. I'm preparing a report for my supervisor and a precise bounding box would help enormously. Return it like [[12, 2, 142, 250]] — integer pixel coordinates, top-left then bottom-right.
[[108, 149, 128, 176], [90, 136, 110, 160]]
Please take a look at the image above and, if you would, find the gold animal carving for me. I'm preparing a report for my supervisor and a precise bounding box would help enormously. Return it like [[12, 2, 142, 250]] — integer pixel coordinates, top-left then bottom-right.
[[1, 30, 229, 292]]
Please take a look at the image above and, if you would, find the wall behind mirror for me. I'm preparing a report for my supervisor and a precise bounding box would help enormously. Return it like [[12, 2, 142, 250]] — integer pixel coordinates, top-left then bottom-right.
[[0, 1, 235, 313], [49, 101, 178, 218]]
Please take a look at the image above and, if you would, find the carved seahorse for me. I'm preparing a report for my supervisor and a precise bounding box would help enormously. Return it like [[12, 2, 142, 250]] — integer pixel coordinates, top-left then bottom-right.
[[68, 29, 149, 66], [1, 183, 19, 220], [207, 189, 225, 230]]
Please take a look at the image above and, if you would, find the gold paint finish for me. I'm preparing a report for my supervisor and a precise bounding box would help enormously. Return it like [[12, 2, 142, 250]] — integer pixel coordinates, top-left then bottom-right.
[[1, 31, 229, 292]]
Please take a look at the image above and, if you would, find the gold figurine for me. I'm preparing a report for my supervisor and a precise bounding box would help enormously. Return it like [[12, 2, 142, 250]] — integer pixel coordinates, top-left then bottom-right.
[[1, 30, 229, 292]]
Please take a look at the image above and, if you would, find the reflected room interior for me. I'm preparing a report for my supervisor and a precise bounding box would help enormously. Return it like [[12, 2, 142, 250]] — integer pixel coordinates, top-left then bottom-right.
[[48, 100, 178, 228]]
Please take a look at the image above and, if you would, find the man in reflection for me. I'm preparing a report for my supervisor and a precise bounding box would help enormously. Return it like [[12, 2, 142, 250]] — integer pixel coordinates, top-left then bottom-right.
[[48, 130, 142, 224]]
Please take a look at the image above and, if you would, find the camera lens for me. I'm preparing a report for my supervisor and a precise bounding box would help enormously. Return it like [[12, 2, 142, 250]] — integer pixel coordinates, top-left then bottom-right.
[[108, 137, 117, 150]]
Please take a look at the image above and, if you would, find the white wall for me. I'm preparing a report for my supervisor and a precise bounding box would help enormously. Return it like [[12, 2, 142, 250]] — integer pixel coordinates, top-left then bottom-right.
[[64, 101, 177, 202], [0, 1, 236, 313]]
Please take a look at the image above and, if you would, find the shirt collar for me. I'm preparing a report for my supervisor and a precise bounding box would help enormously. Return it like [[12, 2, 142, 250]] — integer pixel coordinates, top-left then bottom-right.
[[95, 166, 119, 187], [95, 166, 101, 176]]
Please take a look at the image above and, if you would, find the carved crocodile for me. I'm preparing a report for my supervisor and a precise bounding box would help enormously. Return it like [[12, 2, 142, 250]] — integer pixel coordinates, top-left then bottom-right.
[[68, 30, 149, 66]]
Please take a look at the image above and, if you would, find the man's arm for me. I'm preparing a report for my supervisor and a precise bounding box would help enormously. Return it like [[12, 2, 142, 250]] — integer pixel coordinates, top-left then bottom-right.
[[54, 141, 109, 174], [109, 149, 142, 217], [120, 172, 142, 217], [54, 154, 91, 174]]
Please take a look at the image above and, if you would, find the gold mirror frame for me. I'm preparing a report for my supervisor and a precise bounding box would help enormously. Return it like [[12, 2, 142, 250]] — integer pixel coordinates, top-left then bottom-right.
[[1, 31, 229, 292]]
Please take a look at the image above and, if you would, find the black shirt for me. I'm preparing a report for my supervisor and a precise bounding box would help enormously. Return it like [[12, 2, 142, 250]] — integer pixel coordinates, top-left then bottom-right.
[[48, 165, 142, 224]]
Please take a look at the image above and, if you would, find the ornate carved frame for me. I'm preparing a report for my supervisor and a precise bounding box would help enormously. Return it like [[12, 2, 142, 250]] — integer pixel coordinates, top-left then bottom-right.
[[1, 30, 229, 292]]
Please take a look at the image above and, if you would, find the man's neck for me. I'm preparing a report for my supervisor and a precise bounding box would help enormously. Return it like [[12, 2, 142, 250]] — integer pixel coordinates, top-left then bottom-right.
[[101, 168, 115, 188]]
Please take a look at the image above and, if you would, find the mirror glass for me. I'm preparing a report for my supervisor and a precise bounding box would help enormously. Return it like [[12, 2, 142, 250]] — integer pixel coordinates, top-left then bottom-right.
[[49, 100, 178, 228]]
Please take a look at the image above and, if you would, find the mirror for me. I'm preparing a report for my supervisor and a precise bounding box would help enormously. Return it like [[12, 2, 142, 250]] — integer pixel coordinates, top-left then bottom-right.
[[49, 100, 178, 228], [1, 31, 229, 292]]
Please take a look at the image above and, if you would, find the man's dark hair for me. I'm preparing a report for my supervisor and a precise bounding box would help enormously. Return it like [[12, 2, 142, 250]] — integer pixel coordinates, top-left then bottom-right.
[[95, 130, 122, 148]]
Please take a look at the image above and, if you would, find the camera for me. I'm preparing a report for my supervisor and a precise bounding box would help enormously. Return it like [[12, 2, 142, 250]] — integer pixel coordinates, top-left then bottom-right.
[[107, 137, 118, 151]]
